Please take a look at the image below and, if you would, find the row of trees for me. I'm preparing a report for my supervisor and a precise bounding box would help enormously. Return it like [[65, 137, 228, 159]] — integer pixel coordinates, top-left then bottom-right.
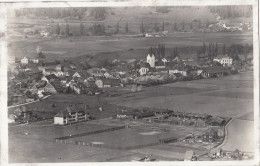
[[148, 44, 166, 59], [15, 8, 108, 20], [209, 6, 252, 19], [197, 43, 219, 62], [196, 42, 253, 63]]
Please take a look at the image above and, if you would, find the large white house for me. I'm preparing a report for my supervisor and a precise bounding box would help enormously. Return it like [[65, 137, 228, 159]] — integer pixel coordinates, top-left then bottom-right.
[[147, 54, 155, 68], [54, 105, 90, 125], [139, 63, 150, 76], [213, 56, 233, 66], [20, 57, 29, 64]]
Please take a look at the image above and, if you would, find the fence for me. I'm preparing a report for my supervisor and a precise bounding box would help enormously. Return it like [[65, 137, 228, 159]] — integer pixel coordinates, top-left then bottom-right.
[[54, 135, 178, 150], [54, 125, 126, 140]]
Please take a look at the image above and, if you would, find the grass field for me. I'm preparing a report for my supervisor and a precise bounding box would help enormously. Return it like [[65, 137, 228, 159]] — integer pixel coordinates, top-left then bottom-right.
[[8, 72, 254, 162], [8, 31, 252, 65], [114, 72, 253, 118]]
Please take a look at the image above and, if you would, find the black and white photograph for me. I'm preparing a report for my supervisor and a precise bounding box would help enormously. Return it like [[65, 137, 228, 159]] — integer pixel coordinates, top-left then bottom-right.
[[0, 0, 259, 165]]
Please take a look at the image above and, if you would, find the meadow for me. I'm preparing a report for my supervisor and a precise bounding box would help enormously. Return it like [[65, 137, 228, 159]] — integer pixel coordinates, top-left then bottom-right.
[[8, 31, 253, 65], [114, 72, 253, 118]]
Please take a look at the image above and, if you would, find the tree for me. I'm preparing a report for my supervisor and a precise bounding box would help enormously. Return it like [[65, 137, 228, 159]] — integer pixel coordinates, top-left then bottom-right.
[[65, 24, 70, 36], [206, 19, 210, 28], [198, 19, 201, 29], [36, 45, 42, 54], [243, 43, 250, 61], [162, 21, 165, 31], [154, 21, 159, 32], [171, 47, 179, 59], [173, 22, 178, 31], [125, 22, 128, 33], [56, 23, 60, 35], [202, 42, 206, 56], [80, 23, 84, 35], [222, 44, 226, 55], [140, 20, 145, 33], [115, 22, 119, 34]]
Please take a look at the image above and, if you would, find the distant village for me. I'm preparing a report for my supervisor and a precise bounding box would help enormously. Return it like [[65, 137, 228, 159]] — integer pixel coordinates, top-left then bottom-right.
[[8, 41, 253, 107]]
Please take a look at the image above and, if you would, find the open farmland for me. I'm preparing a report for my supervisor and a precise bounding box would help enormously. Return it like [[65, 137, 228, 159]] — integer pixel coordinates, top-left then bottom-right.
[[114, 72, 253, 118], [8, 31, 253, 64]]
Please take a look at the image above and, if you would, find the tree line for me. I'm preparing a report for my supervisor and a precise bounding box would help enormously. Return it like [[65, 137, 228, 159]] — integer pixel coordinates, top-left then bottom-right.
[[196, 42, 253, 63], [209, 6, 252, 19], [14, 8, 108, 20]]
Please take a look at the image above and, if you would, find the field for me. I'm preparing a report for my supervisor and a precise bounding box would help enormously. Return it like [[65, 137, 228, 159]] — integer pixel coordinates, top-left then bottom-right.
[[7, 31, 253, 65], [8, 72, 254, 162], [113, 72, 253, 118]]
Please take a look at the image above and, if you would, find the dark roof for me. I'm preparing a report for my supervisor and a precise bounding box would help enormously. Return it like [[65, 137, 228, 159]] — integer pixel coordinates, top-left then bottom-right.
[[54, 105, 86, 117], [16, 73, 29, 80], [165, 62, 177, 68], [46, 74, 58, 80], [102, 78, 121, 86], [140, 63, 150, 69], [155, 61, 165, 66], [204, 66, 225, 74], [45, 68, 56, 72], [184, 61, 198, 66], [42, 61, 57, 67]]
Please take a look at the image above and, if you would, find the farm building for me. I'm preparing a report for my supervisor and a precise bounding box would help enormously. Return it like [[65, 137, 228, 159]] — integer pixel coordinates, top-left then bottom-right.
[[201, 66, 226, 78], [54, 105, 90, 125], [213, 56, 233, 66], [95, 78, 121, 88], [169, 67, 187, 76], [20, 57, 28, 64], [155, 61, 166, 69]]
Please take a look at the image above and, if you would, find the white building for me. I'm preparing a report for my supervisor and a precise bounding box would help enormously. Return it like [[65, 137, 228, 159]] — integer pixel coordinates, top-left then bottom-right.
[[40, 31, 49, 37], [213, 56, 233, 66], [20, 57, 29, 64], [8, 57, 16, 64], [32, 59, 39, 63], [169, 69, 187, 76], [147, 54, 155, 68], [139, 63, 150, 76]]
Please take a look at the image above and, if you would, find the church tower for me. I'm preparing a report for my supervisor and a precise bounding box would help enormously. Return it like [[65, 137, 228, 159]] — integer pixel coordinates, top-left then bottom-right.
[[147, 54, 155, 68]]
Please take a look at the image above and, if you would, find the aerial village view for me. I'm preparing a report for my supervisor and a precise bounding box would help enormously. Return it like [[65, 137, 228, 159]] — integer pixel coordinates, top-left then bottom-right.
[[6, 6, 254, 162]]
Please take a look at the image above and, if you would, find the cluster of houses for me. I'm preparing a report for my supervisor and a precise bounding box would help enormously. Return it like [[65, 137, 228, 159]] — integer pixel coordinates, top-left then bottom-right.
[[8, 106, 41, 124], [138, 53, 232, 79], [177, 127, 224, 144], [115, 108, 229, 128], [208, 148, 254, 160], [8, 49, 235, 106]]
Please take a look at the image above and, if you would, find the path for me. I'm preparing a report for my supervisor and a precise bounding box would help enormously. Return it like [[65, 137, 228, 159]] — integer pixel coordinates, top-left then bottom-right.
[[8, 95, 51, 108], [216, 110, 253, 150]]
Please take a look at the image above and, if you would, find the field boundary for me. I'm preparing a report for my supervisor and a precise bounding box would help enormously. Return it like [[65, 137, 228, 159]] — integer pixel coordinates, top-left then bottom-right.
[[54, 125, 126, 140], [54, 135, 178, 150]]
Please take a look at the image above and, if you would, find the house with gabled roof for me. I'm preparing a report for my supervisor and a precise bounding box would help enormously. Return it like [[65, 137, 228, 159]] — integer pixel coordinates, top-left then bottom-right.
[[201, 66, 225, 78], [54, 105, 91, 125], [169, 66, 187, 76], [44, 82, 57, 94], [139, 63, 150, 76], [155, 61, 166, 69], [95, 78, 121, 88]]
